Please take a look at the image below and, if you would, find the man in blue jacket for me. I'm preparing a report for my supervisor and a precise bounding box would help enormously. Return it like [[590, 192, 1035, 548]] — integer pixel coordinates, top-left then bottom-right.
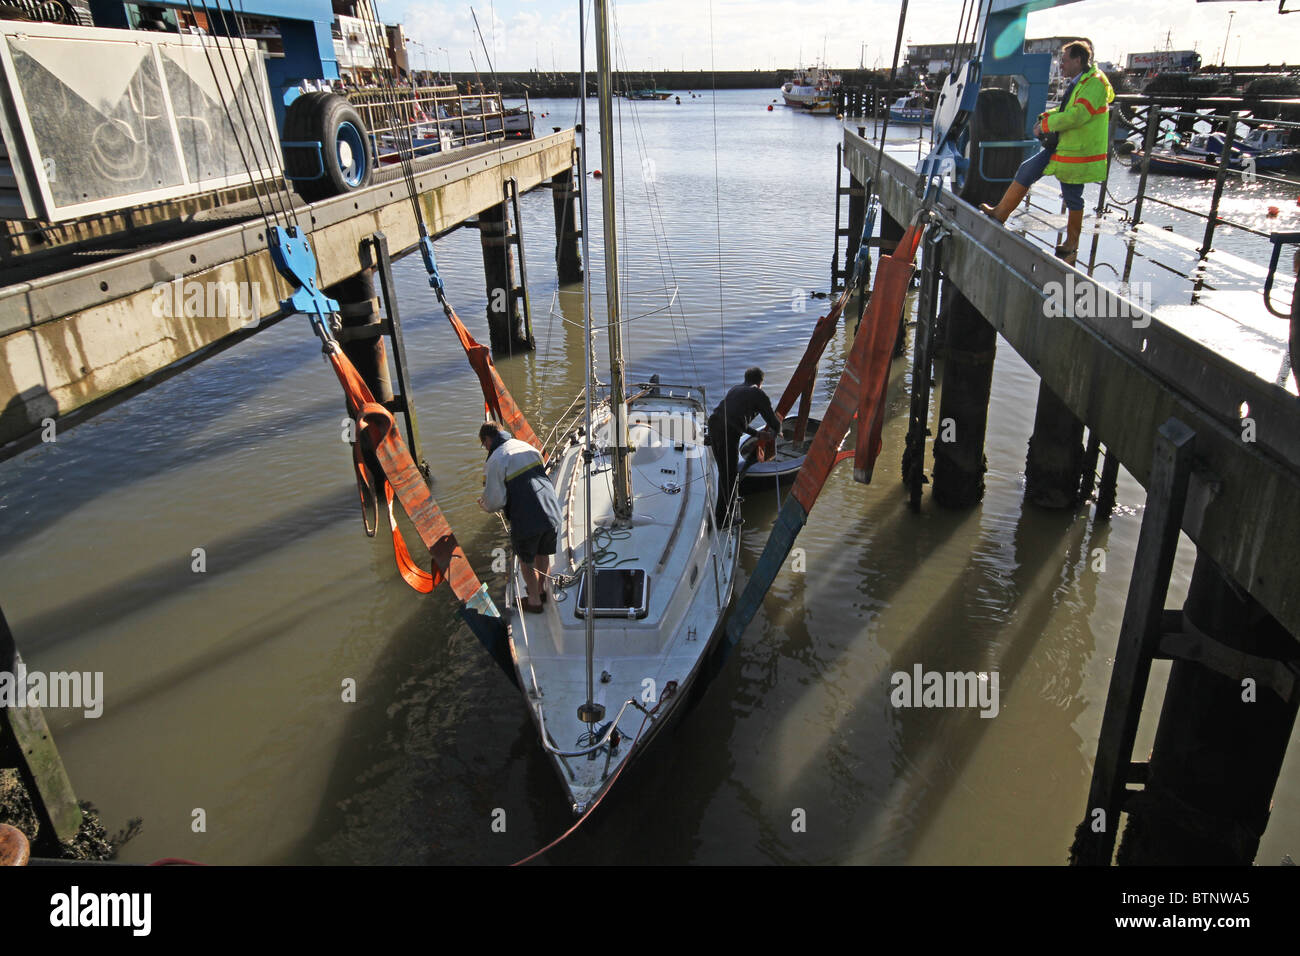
[[477, 422, 561, 613], [707, 367, 782, 528]]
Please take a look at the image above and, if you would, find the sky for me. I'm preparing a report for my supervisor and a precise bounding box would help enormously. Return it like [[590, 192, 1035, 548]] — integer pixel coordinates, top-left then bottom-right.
[[390, 0, 1297, 75]]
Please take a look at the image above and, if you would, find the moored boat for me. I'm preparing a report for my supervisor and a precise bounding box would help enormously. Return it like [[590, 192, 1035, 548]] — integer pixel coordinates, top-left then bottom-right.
[[888, 91, 934, 125], [737, 415, 844, 492], [506, 0, 740, 816], [780, 65, 842, 109], [1137, 127, 1300, 177]]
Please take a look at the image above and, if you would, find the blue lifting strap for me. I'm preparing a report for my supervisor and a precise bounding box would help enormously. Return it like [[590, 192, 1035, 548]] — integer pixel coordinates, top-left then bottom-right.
[[418, 227, 446, 300]]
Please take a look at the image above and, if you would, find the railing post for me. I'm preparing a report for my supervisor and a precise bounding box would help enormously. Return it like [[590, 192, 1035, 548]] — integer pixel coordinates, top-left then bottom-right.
[[1199, 111, 1239, 259], [1131, 100, 1160, 228], [1095, 110, 1116, 218]]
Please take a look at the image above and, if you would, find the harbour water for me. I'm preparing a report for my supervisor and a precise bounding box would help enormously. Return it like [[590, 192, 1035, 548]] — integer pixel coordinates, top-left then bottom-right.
[[1, 89, 1297, 864]]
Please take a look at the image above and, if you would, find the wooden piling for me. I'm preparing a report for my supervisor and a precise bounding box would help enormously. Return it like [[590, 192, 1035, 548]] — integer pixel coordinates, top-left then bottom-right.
[[903, 228, 943, 511], [1078, 430, 1101, 503], [930, 284, 997, 508], [325, 271, 394, 406], [1116, 552, 1300, 864], [845, 173, 866, 289], [1024, 382, 1085, 508], [551, 165, 583, 284], [1095, 450, 1121, 519], [1070, 419, 1194, 866], [364, 232, 429, 479], [0, 604, 82, 849], [479, 200, 532, 355]]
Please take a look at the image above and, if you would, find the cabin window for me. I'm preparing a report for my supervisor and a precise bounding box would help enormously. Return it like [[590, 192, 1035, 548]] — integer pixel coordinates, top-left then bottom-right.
[[574, 569, 649, 619]]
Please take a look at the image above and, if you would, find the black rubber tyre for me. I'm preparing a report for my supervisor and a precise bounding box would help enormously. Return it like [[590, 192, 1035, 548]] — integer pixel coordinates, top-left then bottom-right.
[[283, 92, 373, 201], [961, 88, 1025, 207]]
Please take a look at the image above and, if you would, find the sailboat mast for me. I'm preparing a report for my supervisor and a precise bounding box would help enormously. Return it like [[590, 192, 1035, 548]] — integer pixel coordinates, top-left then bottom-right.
[[594, 0, 633, 521]]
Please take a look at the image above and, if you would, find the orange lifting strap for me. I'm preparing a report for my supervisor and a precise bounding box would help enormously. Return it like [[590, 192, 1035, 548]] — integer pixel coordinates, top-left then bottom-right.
[[757, 290, 852, 460], [328, 346, 483, 598], [789, 221, 924, 513], [443, 304, 545, 458], [854, 223, 923, 483]]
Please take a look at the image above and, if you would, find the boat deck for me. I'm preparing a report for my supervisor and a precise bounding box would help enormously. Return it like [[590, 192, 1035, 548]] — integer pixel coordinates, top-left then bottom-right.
[[507, 391, 741, 812]]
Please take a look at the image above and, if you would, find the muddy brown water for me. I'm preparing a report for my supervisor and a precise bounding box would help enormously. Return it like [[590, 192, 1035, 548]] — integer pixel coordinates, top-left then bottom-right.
[[1, 90, 1297, 864]]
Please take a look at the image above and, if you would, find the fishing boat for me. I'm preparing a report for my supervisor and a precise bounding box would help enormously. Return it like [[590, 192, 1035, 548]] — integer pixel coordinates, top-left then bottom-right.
[[888, 91, 934, 125], [799, 96, 837, 115], [780, 65, 842, 109], [505, 0, 741, 816]]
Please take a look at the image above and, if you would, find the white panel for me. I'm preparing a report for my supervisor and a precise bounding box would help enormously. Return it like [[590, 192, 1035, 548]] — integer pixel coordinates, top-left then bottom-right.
[[0, 22, 280, 222]]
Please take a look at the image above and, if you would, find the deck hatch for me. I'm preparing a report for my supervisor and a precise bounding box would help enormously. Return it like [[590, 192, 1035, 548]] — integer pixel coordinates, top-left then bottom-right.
[[574, 569, 649, 619]]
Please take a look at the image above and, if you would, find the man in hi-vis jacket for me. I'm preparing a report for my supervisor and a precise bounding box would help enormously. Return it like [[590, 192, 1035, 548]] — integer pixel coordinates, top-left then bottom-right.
[[981, 39, 1114, 265], [477, 422, 561, 614]]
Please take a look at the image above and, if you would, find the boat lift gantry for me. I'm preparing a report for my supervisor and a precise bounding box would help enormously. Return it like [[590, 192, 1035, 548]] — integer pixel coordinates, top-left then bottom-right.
[[919, 0, 1083, 193]]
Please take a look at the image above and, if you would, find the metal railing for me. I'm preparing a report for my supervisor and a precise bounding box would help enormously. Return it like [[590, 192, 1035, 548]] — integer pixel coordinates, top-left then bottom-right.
[[1107, 99, 1300, 257], [347, 85, 524, 164]]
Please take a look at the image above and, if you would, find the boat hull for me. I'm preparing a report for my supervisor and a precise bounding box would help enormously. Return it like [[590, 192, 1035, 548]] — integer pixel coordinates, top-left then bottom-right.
[[506, 386, 740, 815], [888, 107, 934, 125], [1137, 147, 1299, 177]]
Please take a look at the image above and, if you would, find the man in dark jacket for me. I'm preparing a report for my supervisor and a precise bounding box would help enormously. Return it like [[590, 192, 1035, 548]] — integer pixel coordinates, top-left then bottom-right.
[[477, 422, 561, 613], [707, 367, 782, 528]]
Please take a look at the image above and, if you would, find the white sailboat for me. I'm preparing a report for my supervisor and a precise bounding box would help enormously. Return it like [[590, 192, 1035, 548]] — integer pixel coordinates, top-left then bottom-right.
[[505, 0, 741, 816]]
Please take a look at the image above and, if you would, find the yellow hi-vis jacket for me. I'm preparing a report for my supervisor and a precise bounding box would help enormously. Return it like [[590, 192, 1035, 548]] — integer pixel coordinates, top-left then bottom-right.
[[1038, 64, 1114, 183]]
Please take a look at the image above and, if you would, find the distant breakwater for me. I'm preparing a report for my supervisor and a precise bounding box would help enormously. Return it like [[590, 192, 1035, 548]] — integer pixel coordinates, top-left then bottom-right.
[[454, 69, 898, 97]]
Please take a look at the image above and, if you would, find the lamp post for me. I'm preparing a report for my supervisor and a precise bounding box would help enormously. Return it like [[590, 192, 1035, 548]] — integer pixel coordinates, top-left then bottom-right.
[[438, 46, 451, 86], [406, 38, 430, 83], [1221, 10, 1235, 67]]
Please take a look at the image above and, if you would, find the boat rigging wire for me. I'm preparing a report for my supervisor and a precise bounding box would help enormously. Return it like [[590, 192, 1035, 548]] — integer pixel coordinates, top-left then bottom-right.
[[218, 0, 304, 230], [578, 0, 599, 761], [183, 0, 277, 234], [608, 24, 700, 384], [869, 0, 911, 201]]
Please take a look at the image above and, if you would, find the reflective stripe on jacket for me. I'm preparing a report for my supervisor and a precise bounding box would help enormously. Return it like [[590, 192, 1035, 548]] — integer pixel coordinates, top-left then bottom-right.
[[483, 436, 562, 537], [1039, 64, 1114, 184]]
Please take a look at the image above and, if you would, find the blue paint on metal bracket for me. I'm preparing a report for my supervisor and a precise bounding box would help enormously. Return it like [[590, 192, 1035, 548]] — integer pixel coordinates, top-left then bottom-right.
[[852, 202, 879, 280], [268, 225, 339, 342], [419, 233, 445, 299], [724, 496, 809, 647]]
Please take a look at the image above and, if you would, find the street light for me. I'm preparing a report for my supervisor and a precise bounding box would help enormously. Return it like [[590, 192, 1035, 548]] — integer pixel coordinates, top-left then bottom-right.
[[406, 37, 430, 83], [438, 46, 451, 85], [1221, 10, 1235, 67]]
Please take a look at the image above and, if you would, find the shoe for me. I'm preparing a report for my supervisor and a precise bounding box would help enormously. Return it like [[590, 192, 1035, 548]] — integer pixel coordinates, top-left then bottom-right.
[[522, 599, 544, 614], [1055, 244, 1077, 266]]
